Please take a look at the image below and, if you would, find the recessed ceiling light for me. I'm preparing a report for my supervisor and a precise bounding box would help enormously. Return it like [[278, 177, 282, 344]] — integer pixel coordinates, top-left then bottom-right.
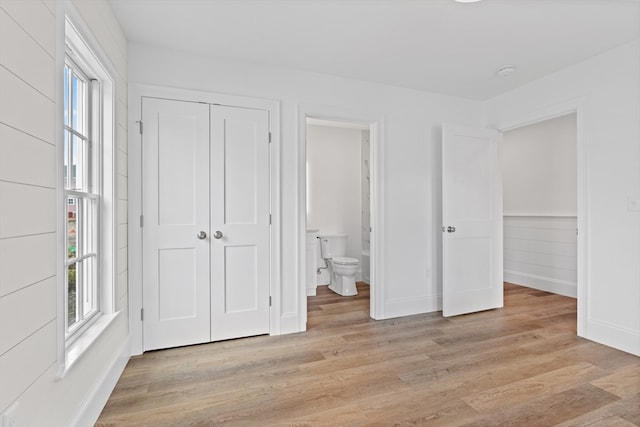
[[496, 65, 516, 77], [455, 0, 482, 3]]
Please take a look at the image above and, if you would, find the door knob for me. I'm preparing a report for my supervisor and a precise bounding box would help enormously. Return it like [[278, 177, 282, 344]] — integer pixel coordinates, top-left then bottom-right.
[[213, 231, 223, 239], [447, 226, 456, 233], [197, 231, 207, 239]]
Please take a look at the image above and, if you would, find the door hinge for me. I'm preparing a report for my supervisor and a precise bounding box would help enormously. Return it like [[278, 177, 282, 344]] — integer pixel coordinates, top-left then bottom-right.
[[137, 120, 143, 135], [268, 132, 272, 143], [141, 308, 144, 321], [269, 296, 272, 306], [269, 214, 272, 225], [140, 215, 144, 227]]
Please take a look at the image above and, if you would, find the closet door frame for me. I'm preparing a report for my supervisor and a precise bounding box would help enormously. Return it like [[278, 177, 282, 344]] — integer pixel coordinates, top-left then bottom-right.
[[128, 84, 281, 355]]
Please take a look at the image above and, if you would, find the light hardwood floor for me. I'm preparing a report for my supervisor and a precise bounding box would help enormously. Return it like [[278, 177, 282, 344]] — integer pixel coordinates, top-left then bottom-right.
[[97, 283, 640, 426]]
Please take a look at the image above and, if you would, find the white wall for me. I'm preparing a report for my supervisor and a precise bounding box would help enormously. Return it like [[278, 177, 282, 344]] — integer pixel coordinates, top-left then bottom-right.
[[361, 130, 371, 283], [503, 114, 577, 216], [503, 114, 577, 297], [0, 0, 130, 424], [485, 40, 640, 356], [128, 42, 483, 325], [307, 124, 362, 283]]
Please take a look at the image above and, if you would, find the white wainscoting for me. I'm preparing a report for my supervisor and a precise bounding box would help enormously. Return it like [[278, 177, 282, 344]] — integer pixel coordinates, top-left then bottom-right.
[[504, 215, 577, 297]]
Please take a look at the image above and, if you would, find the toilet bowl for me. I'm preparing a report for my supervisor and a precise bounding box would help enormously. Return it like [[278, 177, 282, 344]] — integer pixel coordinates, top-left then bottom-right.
[[318, 233, 360, 297], [329, 256, 359, 296]]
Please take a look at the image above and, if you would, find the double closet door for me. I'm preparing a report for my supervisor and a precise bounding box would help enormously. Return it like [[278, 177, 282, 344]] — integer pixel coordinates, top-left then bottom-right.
[[142, 97, 270, 351]]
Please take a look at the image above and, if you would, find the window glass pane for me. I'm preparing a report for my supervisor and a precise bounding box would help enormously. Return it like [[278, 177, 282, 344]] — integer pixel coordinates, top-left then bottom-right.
[[71, 135, 87, 191], [82, 257, 96, 316], [64, 66, 69, 127], [64, 130, 70, 189], [67, 196, 77, 259], [67, 263, 78, 327], [79, 197, 95, 254], [71, 73, 85, 134]]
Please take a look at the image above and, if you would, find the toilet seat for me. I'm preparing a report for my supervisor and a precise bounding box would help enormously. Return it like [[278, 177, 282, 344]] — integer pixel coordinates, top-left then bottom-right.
[[332, 256, 359, 265]]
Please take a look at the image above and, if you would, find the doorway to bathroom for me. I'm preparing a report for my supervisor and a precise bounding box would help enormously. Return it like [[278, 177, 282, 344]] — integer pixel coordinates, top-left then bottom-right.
[[299, 109, 382, 323]]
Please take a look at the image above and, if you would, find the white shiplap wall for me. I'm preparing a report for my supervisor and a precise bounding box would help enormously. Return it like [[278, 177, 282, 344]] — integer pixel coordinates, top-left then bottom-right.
[[504, 216, 577, 297], [0, 0, 129, 424]]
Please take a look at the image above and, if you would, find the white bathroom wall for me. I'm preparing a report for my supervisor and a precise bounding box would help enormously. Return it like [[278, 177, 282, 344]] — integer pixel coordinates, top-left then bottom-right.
[[128, 42, 483, 325], [503, 114, 577, 297], [0, 0, 130, 425], [361, 130, 371, 283], [307, 124, 362, 284], [485, 40, 640, 356]]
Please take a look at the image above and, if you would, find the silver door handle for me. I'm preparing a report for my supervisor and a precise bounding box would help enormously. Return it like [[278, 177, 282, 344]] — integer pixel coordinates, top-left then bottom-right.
[[447, 226, 456, 233], [213, 231, 223, 239], [197, 231, 207, 239]]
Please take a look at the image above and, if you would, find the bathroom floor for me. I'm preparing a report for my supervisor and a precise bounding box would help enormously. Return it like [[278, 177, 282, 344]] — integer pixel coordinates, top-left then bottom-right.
[[97, 282, 639, 426]]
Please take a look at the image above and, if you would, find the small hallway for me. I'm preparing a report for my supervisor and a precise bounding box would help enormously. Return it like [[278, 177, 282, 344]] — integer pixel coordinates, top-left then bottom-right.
[[96, 283, 639, 426]]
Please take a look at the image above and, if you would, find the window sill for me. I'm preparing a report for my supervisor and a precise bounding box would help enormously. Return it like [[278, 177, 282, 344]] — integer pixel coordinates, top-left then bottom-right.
[[56, 310, 121, 380]]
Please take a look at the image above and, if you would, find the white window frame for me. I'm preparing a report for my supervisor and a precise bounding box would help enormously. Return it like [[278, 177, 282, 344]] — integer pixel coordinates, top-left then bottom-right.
[[57, 10, 118, 376], [63, 55, 101, 342]]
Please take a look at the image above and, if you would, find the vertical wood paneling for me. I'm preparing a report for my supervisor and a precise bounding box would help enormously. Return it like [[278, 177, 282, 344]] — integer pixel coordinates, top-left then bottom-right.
[[504, 215, 577, 297]]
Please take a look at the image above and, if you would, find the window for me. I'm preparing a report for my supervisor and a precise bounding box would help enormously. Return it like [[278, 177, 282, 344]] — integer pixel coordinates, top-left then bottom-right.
[[63, 56, 100, 338], [61, 17, 116, 355]]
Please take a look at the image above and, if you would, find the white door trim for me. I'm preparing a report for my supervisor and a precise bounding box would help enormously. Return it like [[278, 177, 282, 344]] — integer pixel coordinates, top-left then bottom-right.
[[296, 104, 385, 326], [489, 97, 587, 337], [128, 84, 281, 355]]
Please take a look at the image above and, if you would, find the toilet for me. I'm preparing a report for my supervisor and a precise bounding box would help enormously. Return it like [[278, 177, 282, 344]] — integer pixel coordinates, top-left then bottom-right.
[[318, 234, 359, 296]]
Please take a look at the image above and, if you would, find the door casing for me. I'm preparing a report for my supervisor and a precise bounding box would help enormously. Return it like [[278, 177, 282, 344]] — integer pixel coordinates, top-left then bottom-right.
[[491, 98, 587, 337], [128, 84, 281, 355], [297, 104, 385, 325]]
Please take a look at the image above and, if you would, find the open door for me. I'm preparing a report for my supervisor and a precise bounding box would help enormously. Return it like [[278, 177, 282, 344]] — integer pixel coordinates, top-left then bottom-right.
[[442, 124, 503, 317]]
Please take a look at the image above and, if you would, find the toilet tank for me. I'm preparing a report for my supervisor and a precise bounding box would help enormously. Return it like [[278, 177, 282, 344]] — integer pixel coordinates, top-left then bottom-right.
[[318, 233, 348, 259]]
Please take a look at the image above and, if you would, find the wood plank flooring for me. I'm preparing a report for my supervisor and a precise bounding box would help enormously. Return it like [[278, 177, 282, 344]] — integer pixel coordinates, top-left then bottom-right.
[[97, 283, 640, 426]]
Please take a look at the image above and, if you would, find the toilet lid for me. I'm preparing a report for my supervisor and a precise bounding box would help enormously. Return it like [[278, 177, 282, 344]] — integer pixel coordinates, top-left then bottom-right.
[[332, 256, 359, 265]]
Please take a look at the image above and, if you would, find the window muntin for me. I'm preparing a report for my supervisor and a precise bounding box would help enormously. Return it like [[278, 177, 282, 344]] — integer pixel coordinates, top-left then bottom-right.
[[63, 58, 100, 338]]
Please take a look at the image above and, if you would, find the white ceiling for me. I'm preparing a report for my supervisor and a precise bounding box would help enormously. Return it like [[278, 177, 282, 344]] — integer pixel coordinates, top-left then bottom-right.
[[109, 0, 640, 100]]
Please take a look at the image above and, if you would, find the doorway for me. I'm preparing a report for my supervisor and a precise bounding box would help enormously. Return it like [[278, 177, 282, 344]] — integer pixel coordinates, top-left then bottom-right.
[[502, 113, 578, 299], [305, 118, 371, 298], [141, 96, 271, 351], [298, 108, 383, 323]]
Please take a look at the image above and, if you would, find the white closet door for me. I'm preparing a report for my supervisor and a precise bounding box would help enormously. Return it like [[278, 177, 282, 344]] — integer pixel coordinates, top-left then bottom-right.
[[210, 105, 271, 341], [442, 123, 503, 317], [142, 97, 211, 351]]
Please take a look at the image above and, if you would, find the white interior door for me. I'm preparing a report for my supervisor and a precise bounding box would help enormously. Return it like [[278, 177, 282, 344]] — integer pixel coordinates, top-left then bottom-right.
[[442, 123, 503, 317], [142, 97, 211, 350], [210, 105, 271, 341]]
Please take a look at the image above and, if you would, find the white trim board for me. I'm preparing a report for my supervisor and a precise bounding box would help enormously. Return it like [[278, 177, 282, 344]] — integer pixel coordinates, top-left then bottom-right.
[[70, 338, 130, 427], [504, 271, 576, 298], [128, 84, 281, 355]]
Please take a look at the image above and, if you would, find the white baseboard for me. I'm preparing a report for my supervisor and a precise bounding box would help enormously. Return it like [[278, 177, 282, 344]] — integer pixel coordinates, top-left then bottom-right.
[[383, 294, 441, 319], [71, 337, 130, 427], [306, 287, 317, 296], [585, 318, 640, 356], [504, 270, 577, 298]]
